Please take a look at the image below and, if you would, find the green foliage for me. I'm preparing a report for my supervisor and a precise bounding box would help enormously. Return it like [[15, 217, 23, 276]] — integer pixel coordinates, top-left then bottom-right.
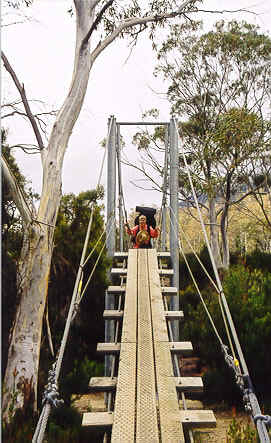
[[2, 408, 38, 442], [61, 358, 103, 401], [154, 19, 271, 215], [47, 405, 82, 443], [39, 189, 109, 422], [226, 418, 257, 442], [181, 252, 271, 405]]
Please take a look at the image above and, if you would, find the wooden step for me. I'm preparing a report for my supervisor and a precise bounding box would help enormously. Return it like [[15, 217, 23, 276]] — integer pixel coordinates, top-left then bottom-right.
[[82, 409, 216, 431], [89, 377, 117, 392], [107, 285, 126, 294], [106, 285, 177, 295], [157, 251, 171, 258], [111, 268, 173, 276], [96, 343, 121, 354], [161, 286, 178, 295], [82, 411, 113, 430], [175, 377, 203, 393], [164, 311, 184, 320], [180, 410, 216, 428], [159, 269, 174, 276], [88, 376, 202, 394], [111, 268, 127, 275], [170, 341, 193, 355], [97, 342, 193, 356], [103, 310, 123, 320], [114, 252, 128, 258], [103, 310, 183, 320], [114, 251, 171, 259]]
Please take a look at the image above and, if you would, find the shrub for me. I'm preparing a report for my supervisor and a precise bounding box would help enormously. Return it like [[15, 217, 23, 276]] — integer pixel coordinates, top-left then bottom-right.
[[180, 259, 271, 406]]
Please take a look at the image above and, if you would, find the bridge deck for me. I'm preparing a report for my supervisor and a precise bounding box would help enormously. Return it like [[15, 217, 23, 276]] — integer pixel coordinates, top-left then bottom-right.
[[111, 249, 185, 442], [83, 249, 216, 440]]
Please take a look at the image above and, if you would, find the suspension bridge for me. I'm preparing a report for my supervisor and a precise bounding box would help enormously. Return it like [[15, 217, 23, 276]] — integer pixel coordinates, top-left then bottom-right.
[[32, 117, 271, 443], [83, 248, 216, 441]]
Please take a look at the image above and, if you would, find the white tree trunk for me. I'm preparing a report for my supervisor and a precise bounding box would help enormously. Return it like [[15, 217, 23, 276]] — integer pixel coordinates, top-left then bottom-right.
[[220, 206, 230, 269], [2, 1, 95, 421], [208, 197, 223, 269]]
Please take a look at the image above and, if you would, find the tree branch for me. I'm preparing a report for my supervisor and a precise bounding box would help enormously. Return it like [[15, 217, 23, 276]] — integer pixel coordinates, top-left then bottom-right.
[[91, 0, 196, 62], [1, 50, 45, 151], [1, 154, 34, 225], [81, 0, 114, 50]]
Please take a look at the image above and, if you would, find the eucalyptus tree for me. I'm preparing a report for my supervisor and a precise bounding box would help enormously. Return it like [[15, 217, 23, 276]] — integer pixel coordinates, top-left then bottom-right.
[[2, 0, 217, 422], [139, 20, 271, 268]]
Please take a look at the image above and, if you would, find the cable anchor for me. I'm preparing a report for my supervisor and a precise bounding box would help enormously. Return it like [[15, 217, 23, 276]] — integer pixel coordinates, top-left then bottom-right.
[[42, 362, 64, 408], [254, 414, 271, 428]]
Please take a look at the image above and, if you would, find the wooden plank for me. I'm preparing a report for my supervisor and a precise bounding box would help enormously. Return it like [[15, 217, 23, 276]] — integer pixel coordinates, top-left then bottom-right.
[[111, 343, 137, 442], [96, 343, 120, 354], [107, 285, 126, 294], [82, 411, 113, 430], [103, 310, 123, 320], [165, 311, 184, 320], [111, 250, 138, 442], [157, 251, 171, 258], [111, 268, 173, 276], [180, 410, 216, 428], [114, 252, 128, 258], [113, 251, 171, 258], [147, 249, 185, 442], [161, 286, 178, 295], [111, 268, 127, 275], [106, 285, 177, 295], [121, 249, 137, 343], [170, 341, 193, 355], [159, 269, 174, 276], [88, 376, 203, 394], [136, 249, 159, 442], [175, 377, 203, 393], [88, 377, 117, 392]]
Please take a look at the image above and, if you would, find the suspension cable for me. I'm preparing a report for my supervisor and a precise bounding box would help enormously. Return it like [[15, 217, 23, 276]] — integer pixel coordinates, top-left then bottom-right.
[[155, 125, 169, 250], [168, 208, 224, 346]]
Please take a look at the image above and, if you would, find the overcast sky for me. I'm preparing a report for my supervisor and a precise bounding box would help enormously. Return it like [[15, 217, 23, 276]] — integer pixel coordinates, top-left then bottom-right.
[[2, 0, 271, 212]]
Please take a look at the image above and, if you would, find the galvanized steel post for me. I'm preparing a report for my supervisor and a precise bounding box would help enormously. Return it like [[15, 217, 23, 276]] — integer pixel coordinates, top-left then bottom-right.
[[116, 123, 124, 252], [169, 118, 179, 341], [105, 115, 116, 376], [161, 124, 169, 251]]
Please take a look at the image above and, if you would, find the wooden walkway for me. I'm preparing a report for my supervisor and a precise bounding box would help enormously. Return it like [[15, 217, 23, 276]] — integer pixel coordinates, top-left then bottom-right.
[[83, 249, 216, 441]]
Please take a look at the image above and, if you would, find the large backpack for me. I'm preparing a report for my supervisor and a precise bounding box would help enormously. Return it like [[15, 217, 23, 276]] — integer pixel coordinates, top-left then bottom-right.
[[134, 206, 156, 229]]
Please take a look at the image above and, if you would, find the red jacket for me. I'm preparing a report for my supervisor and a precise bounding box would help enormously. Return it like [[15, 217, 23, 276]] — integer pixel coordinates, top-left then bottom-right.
[[126, 223, 159, 248]]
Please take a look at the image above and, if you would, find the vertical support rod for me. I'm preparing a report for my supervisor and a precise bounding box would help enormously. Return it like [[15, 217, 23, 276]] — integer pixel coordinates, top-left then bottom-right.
[[161, 124, 169, 251], [116, 124, 124, 252], [105, 115, 116, 376], [169, 118, 179, 341]]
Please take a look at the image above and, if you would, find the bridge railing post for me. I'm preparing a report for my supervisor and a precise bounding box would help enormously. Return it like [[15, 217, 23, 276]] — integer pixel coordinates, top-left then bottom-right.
[[105, 115, 117, 376], [161, 124, 169, 251], [169, 117, 179, 341]]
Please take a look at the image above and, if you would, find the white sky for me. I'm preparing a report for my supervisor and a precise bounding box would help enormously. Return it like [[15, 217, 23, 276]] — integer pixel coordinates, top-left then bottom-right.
[[2, 0, 271, 212]]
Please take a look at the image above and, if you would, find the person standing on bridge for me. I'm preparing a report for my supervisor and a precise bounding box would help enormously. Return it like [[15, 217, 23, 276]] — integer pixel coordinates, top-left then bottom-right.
[[125, 214, 160, 249]]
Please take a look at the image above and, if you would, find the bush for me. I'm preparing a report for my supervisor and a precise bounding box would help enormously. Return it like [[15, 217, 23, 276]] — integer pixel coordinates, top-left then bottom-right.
[[61, 357, 104, 402], [226, 418, 257, 442], [180, 258, 271, 406]]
